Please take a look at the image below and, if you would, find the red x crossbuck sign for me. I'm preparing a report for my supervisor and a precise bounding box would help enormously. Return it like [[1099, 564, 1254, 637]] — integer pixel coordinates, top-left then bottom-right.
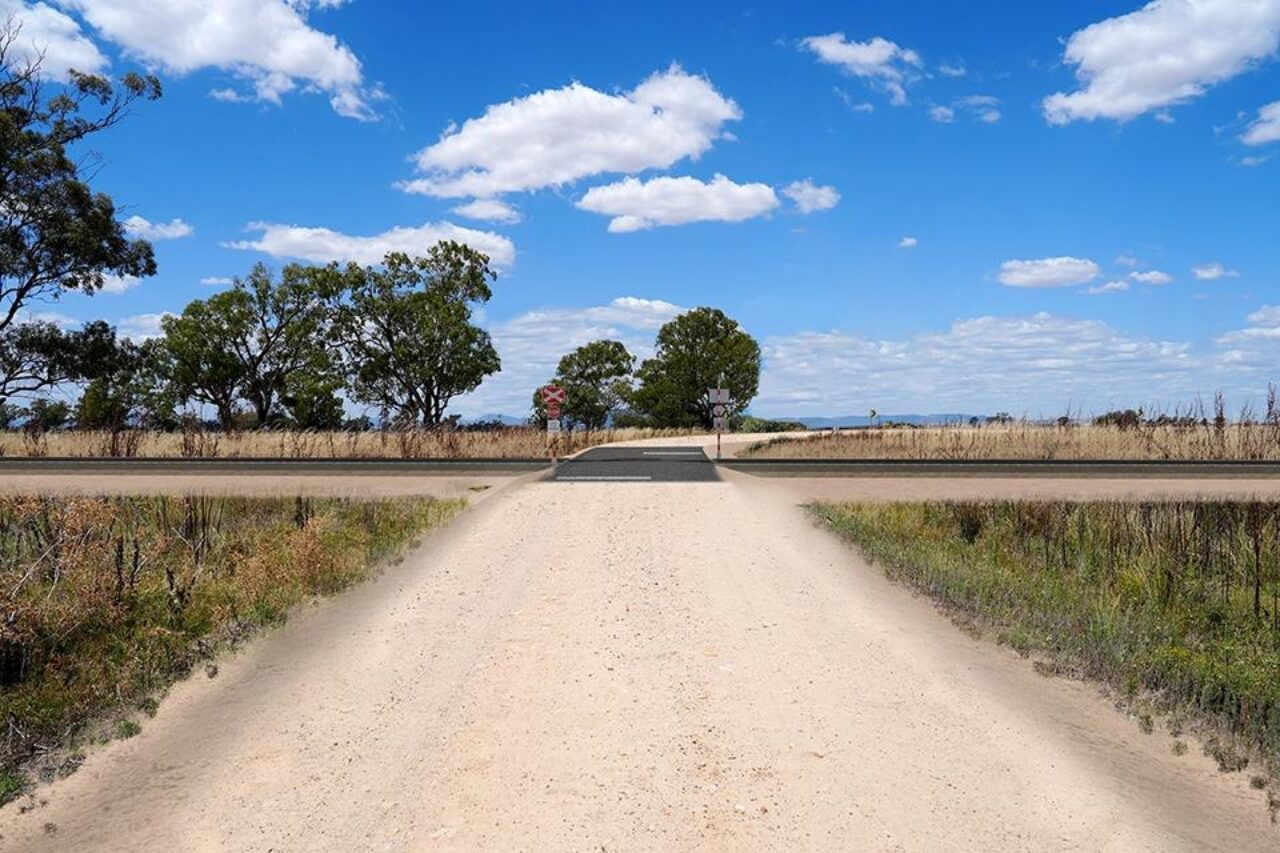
[[542, 385, 567, 405]]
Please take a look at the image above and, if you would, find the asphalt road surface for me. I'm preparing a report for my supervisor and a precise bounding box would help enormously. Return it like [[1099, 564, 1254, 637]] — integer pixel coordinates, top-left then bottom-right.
[[1, 454, 1277, 851], [552, 445, 719, 482]]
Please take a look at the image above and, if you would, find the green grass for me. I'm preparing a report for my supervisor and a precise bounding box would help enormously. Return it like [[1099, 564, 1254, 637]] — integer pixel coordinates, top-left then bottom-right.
[[813, 500, 1280, 783], [0, 494, 464, 804]]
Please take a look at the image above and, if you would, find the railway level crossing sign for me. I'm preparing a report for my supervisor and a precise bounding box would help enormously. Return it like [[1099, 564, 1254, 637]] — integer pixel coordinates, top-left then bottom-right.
[[709, 387, 730, 459], [542, 385, 566, 453]]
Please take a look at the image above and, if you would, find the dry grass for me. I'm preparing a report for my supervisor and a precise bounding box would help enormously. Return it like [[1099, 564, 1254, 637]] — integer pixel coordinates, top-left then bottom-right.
[[816, 499, 1280, 793], [0, 493, 464, 802], [743, 423, 1280, 461], [0, 426, 698, 460]]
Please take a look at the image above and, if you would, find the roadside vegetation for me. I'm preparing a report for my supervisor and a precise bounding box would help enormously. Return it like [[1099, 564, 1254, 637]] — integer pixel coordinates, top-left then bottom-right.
[[745, 397, 1280, 461], [815, 499, 1280, 810], [0, 493, 463, 804], [0, 425, 700, 459]]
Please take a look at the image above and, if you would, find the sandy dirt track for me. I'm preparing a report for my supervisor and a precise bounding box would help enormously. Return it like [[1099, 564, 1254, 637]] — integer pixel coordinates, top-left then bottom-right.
[[1, 469, 1277, 851]]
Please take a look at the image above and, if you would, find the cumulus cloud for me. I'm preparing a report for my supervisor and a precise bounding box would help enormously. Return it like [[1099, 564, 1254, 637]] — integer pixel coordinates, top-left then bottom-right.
[[1043, 0, 1280, 125], [756, 313, 1198, 416], [955, 94, 1002, 123], [400, 65, 740, 199], [98, 273, 140, 294], [1242, 100, 1280, 145], [898, 236, 918, 249], [1130, 269, 1173, 285], [227, 221, 517, 269], [451, 198, 522, 224], [0, 0, 106, 78], [576, 174, 778, 232], [452, 296, 686, 415], [1087, 280, 1131, 295], [123, 215, 193, 240], [1192, 261, 1241, 280], [781, 179, 840, 214], [117, 312, 172, 341], [997, 256, 1100, 288], [200, 276, 233, 286], [55, 0, 376, 119], [800, 33, 922, 105], [1215, 305, 1280, 371]]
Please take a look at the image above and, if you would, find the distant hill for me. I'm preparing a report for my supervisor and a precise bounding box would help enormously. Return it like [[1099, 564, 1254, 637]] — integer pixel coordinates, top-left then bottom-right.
[[781, 414, 983, 429]]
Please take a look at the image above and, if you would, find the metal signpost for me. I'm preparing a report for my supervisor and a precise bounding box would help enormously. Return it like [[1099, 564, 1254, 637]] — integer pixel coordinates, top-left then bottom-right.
[[542, 384, 567, 464], [709, 387, 730, 460]]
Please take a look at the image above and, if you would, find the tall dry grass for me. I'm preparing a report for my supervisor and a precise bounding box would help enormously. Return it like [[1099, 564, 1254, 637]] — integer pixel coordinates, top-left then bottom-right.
[[0, 493, 463, 802], [744, 422, 1280, 461], [818, 500, 1280, 802], [0, 425, 697, 460]]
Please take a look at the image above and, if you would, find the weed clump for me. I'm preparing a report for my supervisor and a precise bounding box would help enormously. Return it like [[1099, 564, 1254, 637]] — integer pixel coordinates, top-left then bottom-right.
[[0, 493, 463, 804], [815, 499, 1280, 785]]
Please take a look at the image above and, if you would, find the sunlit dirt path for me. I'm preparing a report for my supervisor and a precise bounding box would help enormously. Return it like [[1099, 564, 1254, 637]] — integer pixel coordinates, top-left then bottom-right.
[[1, 468, 1274, 851]]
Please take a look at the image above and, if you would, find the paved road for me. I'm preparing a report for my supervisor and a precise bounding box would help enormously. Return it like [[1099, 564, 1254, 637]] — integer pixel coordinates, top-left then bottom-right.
[[2, 463, 1274, 852], [552, 445, 719, 482]]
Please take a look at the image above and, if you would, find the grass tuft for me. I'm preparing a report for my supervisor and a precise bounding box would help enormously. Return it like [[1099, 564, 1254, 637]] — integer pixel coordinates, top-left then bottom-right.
[[814, 499, 1280, 784]]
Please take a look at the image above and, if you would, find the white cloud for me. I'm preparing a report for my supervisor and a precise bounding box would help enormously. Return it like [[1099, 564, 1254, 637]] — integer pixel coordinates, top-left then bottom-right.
[[451, 198, 522, 224], [955, 94, 1001, 123], [928, 105, 955, 123], [1115, 253, 1141, 268], [227, 221, 517, 269], [200, 276, 233, 286], [1215, 306, 1280, 370], [576, 174, 779, 232], [1087, 280, 1131, 295], [1241, 154, 1272, 166], [98, 273, 141, 294], [453, 296, 686, 416], [56, 0, 376, 119], [1043, 0, 1280, 125], [757, 312, 1199, 416], [781, 179, 840, 214], [117, 312, 172, 341], [800, 33, 923, 105], [1242, 100, 1280, 145], [1130, 269, 1173, 285], [400, 65, 741, 198], [898, 236, 918, 249], [938, 62, 967, 78], [1192, 261, 1240, 280], [998, 256, 1100, 288], [123, 215, 193, 240], [0, 0, 106, 78]]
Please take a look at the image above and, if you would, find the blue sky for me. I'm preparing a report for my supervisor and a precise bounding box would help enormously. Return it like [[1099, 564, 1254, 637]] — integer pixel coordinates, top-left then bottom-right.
[[6, 0, 1280, 417]]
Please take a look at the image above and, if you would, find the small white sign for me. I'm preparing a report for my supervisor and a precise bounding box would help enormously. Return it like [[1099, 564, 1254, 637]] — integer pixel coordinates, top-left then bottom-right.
[[546, 418, 561, 433], [713, 416, 728, 432], [709, 388, 730, 404], [712, 404, 726, 417]]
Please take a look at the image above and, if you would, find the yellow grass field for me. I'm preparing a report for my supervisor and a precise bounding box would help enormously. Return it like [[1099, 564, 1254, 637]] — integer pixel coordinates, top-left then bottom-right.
[[0, 426, 699, 459], [742, 423, 1280, 461]]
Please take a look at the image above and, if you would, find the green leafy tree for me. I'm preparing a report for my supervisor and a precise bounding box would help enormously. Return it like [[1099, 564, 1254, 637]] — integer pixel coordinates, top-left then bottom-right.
[[632, 307, 760, 429], [335, 246, 500, 426], [161, 300, 246, 430], [533, 340, 634, 430], [0, 26, 160, 405], [161, 264, 343, 429], [71, 326, 177, 430], [24, 398, 70, 431], [281, 371, 346, 430]]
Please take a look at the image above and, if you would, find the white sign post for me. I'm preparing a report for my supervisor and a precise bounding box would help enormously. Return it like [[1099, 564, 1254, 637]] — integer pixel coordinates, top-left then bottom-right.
[[709, 388, 730, 460]]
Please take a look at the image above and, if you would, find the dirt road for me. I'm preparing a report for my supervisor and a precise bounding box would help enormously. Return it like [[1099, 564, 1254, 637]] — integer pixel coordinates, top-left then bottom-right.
[[1, 464, 1275, 851]]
